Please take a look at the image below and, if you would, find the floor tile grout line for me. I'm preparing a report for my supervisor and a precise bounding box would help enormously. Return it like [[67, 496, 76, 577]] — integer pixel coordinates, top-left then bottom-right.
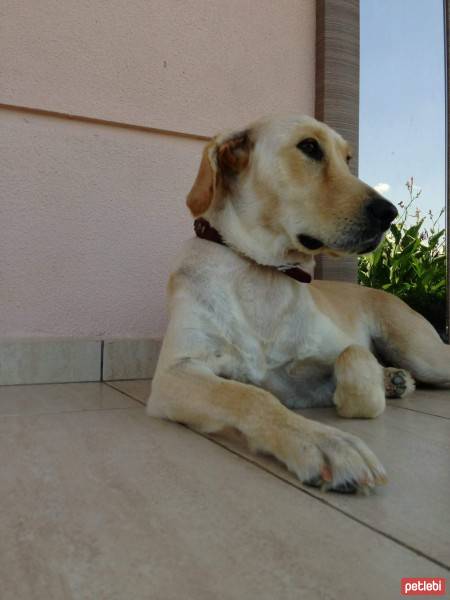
[[0, 380, 104, 388], [388, 403, 450, 420], [104, 382, 147, 406], [203, 434, 450, 572], [100, 340, 105, 382], [0, 406, 141, 419]]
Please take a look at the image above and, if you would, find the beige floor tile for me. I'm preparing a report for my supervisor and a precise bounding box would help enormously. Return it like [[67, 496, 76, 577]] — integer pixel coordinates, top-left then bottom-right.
[[107, 381, 450, 565], [211, 403, 450, 568], [1, 407, 446, 600], [389, 388, 450, 419], [106, 379, 151, 404], [0, 382, 138, 416]]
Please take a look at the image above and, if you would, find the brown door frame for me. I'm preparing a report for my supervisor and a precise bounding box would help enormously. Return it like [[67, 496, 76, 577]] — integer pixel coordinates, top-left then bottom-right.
[[315, 0, 360, 282]]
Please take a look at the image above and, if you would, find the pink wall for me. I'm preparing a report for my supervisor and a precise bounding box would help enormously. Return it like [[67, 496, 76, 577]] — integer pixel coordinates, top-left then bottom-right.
[[1, 0, 315, 339]]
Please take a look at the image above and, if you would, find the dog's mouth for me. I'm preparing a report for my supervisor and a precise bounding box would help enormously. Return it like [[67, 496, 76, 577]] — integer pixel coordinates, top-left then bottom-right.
[[355, 234, 383, 254], [297, 234, 324, 251], [297, 232, 383, 255]]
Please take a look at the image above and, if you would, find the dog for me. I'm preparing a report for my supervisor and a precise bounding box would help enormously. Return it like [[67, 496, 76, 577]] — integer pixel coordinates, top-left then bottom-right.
[[147, 114, 449, 493]]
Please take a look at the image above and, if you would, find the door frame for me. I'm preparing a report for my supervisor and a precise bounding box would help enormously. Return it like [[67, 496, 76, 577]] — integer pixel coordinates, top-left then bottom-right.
[[315, 0, 360, 282]]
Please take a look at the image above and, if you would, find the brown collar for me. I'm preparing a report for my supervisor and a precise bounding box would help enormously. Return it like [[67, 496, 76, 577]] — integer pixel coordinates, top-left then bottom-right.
[[194, 218, 312, 284]]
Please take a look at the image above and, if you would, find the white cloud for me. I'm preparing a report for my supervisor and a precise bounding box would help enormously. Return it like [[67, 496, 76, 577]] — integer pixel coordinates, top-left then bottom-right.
[[374, 182, 390, 195]]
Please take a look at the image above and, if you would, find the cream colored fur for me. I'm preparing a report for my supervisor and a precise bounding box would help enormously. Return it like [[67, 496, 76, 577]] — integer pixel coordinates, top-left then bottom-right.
[[147, 115, 450, 493]]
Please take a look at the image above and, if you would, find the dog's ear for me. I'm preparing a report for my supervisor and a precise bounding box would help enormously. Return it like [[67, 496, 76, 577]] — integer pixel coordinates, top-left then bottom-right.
[[186, 141, 217, 217], [186, 130, 252, 217], [216, 130, 252, 179]]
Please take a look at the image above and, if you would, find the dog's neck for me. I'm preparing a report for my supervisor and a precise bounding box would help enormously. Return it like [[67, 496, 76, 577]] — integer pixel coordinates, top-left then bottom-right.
[[194, 215, 314, 284]]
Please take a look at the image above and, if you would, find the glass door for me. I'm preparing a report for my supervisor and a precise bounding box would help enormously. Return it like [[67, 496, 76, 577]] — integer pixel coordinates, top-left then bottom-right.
[[358, 0, 447, 341]]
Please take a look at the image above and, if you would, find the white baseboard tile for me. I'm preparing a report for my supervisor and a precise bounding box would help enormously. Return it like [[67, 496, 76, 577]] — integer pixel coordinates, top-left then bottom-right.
[[0, 338, 162, 385], [0, 339, 102, 385], [102, 338, 161, 381]]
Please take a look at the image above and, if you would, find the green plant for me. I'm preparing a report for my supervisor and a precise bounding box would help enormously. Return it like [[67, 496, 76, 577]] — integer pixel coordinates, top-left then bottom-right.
[[358, 178, 447, 339]]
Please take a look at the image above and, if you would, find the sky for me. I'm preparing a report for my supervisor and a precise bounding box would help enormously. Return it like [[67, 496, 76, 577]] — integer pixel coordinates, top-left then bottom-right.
[[359, 0, 446, 229]]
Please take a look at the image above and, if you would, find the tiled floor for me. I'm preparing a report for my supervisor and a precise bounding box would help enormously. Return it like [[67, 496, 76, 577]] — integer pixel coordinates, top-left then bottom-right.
[[1, 381, 449, 599]]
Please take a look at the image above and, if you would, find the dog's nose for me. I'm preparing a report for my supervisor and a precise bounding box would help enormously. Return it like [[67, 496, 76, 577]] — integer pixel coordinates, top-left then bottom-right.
[[365, 198, 398, 230]]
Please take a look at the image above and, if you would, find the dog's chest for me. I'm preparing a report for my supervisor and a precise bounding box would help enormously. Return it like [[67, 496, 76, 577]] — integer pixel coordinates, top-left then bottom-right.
[[177, 244, 353, 385], [209, 275, 346, 383]]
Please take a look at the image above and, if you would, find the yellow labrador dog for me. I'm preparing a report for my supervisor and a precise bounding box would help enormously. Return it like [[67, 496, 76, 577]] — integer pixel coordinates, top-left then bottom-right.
[[147, 115, 449, 493]]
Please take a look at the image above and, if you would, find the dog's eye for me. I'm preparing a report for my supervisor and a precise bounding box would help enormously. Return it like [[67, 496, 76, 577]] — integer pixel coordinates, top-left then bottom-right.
[[297, 138, 324, 162], [346, 155, 352, 164]]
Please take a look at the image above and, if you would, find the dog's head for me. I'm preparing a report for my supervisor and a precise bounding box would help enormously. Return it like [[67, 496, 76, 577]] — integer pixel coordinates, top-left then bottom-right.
[[187, 115, 397, 265]]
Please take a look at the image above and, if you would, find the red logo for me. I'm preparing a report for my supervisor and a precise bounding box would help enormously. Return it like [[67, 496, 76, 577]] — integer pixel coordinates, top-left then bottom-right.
[[401, 578, 446, 596]]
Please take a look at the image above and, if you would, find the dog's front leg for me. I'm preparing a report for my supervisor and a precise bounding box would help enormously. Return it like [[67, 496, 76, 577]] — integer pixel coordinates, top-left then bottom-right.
[[148, 359, 386, 491], [333, 345, 416, 417], [333, 345, 386, 418]]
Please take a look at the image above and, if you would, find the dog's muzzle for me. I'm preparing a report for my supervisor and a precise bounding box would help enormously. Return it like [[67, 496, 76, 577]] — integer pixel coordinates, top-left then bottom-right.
[[298, 195, 398, 255]]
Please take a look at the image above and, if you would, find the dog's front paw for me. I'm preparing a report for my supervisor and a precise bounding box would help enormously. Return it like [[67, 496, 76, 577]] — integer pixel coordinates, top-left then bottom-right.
[[278, 420, 387, 493], [384, 368, 415, 399]]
